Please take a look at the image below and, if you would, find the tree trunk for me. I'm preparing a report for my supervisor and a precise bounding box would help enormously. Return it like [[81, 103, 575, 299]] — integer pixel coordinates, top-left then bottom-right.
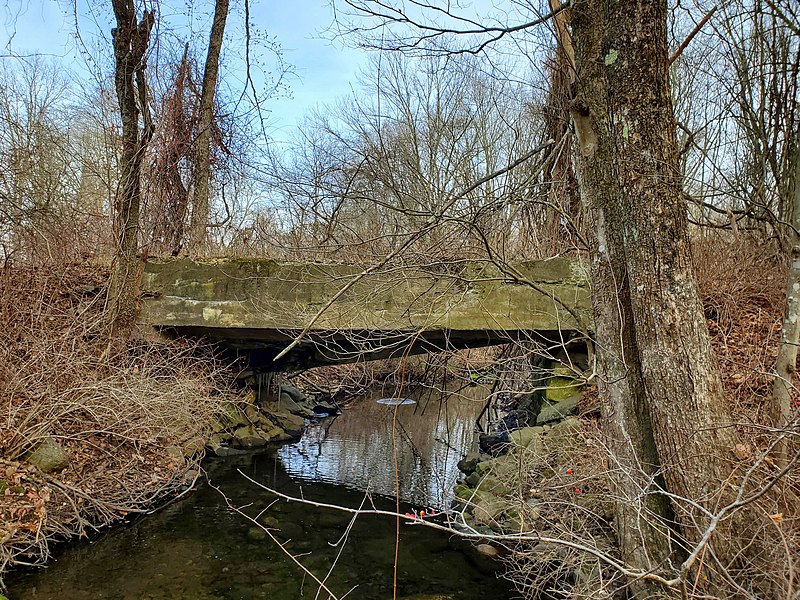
[[107, 0, 154, 333], [543, 0, 582, 251], [188, 0, 229, 256], [569, 0, 769, 594], [772, 130, 800, 431]]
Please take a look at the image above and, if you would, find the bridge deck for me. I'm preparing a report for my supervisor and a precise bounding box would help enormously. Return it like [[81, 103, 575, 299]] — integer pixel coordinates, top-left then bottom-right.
[[141, 257, 592, 368]]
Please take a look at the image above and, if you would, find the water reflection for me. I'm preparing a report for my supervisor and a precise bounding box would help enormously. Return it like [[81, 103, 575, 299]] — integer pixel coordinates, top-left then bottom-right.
[[7, 450, 512, 600], [279, 384, 487, 509]]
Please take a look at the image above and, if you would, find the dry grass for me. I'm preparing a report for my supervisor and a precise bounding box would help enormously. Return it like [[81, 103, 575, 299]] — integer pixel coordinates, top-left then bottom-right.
[[0, 263, 241, 585]]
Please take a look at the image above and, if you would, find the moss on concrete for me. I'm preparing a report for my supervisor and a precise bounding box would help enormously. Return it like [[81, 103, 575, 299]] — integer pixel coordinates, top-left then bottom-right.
[[141, 257, 592, 335]]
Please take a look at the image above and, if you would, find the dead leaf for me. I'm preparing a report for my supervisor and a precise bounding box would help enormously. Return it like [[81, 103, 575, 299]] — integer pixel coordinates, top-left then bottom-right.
[[769, 513, 784, 525], [732, 443, 752, 460]]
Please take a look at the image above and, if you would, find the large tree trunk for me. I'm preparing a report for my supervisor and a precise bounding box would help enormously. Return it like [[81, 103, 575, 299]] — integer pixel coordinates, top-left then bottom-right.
[[569, 0, 774, 595], [188, 0, 229, 256], [107, 0, 154, 333]]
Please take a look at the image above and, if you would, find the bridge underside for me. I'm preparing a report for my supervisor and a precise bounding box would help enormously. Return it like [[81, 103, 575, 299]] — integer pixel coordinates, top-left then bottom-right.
[[155, 326, 585, 370]]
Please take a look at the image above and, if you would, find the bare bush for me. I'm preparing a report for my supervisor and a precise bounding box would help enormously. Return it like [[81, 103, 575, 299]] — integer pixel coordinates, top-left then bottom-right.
[[0, 263, 241, 582]]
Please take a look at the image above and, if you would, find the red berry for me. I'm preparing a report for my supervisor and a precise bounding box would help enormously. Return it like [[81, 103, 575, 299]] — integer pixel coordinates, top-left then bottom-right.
[[574, 488, 581, 494], [566, 469, 573, 475]]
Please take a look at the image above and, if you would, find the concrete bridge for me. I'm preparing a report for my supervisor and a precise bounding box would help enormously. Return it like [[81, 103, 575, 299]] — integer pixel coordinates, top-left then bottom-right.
[[141, 257, 592, 370]]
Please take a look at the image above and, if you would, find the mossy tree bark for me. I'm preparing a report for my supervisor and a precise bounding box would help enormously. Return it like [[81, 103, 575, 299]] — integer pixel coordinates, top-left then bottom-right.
[[568, 0, 769, 595], [107, 0, 154, 333]]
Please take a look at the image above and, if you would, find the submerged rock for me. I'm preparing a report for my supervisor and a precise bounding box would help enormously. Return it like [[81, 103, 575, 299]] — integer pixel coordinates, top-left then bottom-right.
[[247, 526, 268, 541], [26, 438, 69, 473]]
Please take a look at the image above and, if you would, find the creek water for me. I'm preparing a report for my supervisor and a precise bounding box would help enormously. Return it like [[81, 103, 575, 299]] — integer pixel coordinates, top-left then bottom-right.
[[6, 383, 514, 600]]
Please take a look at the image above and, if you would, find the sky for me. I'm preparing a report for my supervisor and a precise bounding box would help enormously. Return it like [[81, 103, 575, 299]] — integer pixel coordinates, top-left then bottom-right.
[[0, 0, 370, 145]]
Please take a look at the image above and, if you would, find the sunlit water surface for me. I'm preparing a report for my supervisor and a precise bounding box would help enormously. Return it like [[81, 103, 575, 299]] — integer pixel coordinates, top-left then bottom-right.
[[6, 383, 512, 600]]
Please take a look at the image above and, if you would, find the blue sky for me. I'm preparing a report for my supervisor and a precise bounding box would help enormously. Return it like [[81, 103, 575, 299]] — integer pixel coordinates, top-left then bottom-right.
[[1, 0, 369, 144]]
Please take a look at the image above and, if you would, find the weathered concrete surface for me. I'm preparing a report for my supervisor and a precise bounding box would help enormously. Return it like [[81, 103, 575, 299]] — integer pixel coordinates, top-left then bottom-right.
[[140, 257, 592, 368]]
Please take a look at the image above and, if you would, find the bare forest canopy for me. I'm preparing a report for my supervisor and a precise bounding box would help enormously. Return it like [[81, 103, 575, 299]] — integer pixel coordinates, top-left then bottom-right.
[[0, 0, 795, 267]]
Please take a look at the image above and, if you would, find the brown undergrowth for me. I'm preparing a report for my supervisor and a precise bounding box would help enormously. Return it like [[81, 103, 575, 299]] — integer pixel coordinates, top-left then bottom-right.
[[0, 264, 241, 587], [499, 237, 799, 598]]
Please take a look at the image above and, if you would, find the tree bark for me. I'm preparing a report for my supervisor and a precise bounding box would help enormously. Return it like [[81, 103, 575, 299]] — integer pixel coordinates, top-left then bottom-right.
[[107, 0, 154, 333], [569, 0, 767, 594], [188, 0, 229, 256], [772, 130, 800, 432]]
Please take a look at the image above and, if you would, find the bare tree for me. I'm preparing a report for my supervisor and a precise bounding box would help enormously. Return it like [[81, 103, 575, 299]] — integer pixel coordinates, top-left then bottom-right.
[[107, 0, 154, 332], [188, 0, 230, 255]]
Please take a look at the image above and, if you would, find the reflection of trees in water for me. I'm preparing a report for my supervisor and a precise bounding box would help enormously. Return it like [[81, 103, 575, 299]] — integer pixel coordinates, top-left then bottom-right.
[[278, 384, 487, 508]]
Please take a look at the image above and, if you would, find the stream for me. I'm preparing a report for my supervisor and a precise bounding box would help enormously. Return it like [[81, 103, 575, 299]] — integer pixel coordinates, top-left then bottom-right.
[[6, 383, 514, 599]]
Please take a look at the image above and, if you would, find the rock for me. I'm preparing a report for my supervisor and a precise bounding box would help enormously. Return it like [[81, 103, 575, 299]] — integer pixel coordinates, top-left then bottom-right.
[[501, 409, 530, 430], [26, 438, 69, 473], [235, 369, 256, 384], [454, 484, 476, 503], [264, 426, 292, 442], [280, 382, 307, 403], [478, 431, 508, 456], [547, 416, 582, 449], [214, 402, 248, 430], [463, 541, 503, 575], [278, 392, 315, 417], [465, 472, 481, 487], [180, 435, 206, 455], [475, 455, 516, 479], [232, 425, 268, 448], [471, 491, 509, 525], [211, 445, 248, 457], [537, 394, 580, 424], [475, 460, 494, 477], [508, 426, 543, 449], [524, 498, 542, 521], [546, 364, 583, 401], [476, 475, 512, 497], [258, 515, 280, 529], [275, 521, 304, 541], [247, 526, 268, 541], [244, 404, 272, 427], [206, 432, 225, 450], [475, 543, 500, 558], [264, 405, 306, 437], [311, 400, 340, 415], [457, 451, 482, 474]]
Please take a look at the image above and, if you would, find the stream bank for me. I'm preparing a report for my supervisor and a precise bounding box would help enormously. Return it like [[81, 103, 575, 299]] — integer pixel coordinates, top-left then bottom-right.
[[5, 383, 513, 600]]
